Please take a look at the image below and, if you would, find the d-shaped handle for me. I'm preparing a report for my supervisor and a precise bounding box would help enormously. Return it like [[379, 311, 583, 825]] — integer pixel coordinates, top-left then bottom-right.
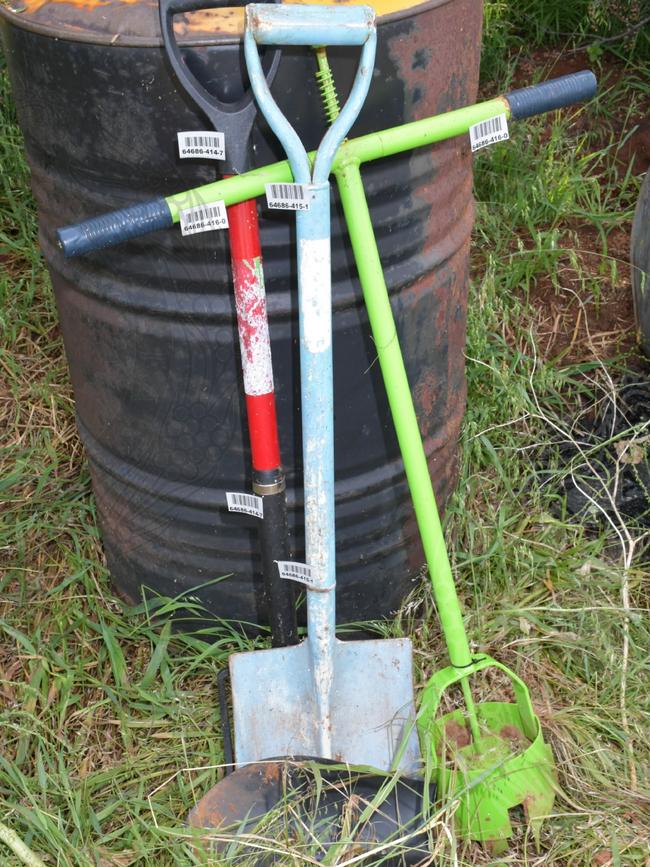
[[159, 0, 280, 174], [244, 4, 376, 184], [247, 3, 375, 46]]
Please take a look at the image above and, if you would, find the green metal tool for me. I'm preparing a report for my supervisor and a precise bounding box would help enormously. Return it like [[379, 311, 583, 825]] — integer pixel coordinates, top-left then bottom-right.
[[313, 47, 566, 849]]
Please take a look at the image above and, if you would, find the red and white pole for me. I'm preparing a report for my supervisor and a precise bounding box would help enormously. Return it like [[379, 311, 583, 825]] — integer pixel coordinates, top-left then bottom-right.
[[227, 197, 297, 646], [229, 200, 280, 471]]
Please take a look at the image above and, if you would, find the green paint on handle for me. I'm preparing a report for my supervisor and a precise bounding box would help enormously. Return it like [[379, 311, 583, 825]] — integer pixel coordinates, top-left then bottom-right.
[[165, 97, 509, 220]]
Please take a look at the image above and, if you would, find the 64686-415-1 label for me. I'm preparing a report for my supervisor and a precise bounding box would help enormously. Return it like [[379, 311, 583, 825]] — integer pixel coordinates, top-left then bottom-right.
[[276, 560, 320, 589], [265, 183, 312, 211], [179, 201, 229, 236]]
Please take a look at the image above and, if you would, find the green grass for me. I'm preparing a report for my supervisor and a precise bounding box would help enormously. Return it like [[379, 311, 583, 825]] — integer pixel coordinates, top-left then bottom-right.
[[480, 0, 650, 86], [2, 4, 650, 865]]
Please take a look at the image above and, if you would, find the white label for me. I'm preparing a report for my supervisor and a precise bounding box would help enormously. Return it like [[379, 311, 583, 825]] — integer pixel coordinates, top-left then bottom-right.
[[265, 183, 312, 211], [299, 237, 331, 353], [276, 560, 319, 588], [179, 201, 229, 236], [226, 491, 263, 519], [469, 114, 509, 152], [178, 130, 226, 161]]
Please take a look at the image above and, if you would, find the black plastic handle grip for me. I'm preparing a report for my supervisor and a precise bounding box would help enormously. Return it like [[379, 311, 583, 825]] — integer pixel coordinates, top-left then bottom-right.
[[505, 70, 597, 120], [162, 0, 236, 14], [57, 197, 172, 258], [159, 0, 279, 174]]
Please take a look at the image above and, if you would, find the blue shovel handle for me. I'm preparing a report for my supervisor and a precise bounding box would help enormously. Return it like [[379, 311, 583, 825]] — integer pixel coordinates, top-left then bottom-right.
[[244, 4, 378, 758], [244, 3, 376, 184]]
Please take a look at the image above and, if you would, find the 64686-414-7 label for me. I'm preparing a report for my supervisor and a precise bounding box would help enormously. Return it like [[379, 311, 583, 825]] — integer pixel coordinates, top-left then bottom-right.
[[179, 201, 229, 236], [177, 131, 226, 161]]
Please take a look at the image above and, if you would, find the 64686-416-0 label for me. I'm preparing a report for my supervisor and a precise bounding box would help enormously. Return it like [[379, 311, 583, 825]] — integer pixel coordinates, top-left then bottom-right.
[[179, 201, 229, 236], [469, 113, 510, 152]]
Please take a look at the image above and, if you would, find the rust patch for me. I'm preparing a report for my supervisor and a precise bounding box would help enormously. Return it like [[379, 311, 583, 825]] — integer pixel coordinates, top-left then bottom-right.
[[262, 762, 281, 784], [13, 0, 246, 40], [20, 0, 136, 12], [500, 724, 528, 750], [17, 0, 429, 9], [174, 7, 243, 38], [4, 0, 450, 43], [189, 791, 228, 830], [387, 0, 482, 120], [413, 369, 439, 421], [188, 761, 285, 834], [442, 719, 471, 753]]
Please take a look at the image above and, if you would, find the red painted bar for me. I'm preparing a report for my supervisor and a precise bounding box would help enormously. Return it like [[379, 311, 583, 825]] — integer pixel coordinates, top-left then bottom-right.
[[228, 197, 281, 471]]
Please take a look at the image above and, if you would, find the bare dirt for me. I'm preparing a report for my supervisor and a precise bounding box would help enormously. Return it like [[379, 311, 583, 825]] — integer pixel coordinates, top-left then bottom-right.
[[525, 223, 638, 364]]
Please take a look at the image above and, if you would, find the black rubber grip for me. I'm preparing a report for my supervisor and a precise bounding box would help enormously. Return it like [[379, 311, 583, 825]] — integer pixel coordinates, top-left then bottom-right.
[[57, 197, 173, 258], [506, 70, 597, 120], [162, 0, 242, 15]]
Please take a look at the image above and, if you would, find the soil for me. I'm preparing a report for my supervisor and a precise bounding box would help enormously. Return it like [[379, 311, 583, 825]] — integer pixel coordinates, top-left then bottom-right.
[[486, 49, 650, 369], [591, 851, 613, 867], [524, 223, 638, 364]]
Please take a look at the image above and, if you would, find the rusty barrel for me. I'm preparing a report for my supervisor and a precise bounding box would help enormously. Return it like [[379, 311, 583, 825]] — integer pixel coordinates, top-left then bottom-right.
[[0, 0, 483, 626]]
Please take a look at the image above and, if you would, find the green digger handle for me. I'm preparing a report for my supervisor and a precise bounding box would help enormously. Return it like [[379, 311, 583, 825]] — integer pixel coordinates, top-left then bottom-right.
[[58, 71, 596, 256]]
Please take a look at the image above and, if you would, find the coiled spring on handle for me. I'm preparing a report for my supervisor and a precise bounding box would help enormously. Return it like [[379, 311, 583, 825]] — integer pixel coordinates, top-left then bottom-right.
[[315, 47, 341, 124]]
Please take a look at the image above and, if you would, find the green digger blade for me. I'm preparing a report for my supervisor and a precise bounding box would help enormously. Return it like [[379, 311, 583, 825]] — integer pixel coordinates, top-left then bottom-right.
[[418, 655, 558, 848]]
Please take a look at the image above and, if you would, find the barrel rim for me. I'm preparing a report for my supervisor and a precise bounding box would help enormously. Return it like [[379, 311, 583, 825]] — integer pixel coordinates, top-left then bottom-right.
[[0, 0, 456, 48]]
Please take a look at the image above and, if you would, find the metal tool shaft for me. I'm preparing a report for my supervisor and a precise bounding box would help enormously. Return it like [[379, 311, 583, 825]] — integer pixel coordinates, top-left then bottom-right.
[[245, 3, 377, 757]]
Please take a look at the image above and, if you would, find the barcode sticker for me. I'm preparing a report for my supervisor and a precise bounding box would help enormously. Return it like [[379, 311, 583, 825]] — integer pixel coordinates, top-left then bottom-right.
[[276, 560, 319, 588], [265, 183, 312, 211], [179, 200, 229, 236], [226, 491, 263, 519], [469, 114, 509, 152], [177, 130, 226, 161]]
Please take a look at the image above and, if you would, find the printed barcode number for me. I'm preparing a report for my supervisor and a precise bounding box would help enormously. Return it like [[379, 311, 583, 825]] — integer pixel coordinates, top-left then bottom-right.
[[269, 183, 306, 201], [179, 200, 229, 236], [177, 130, 226, 161], [265, 183, 312, 211], [276, 560, 317, 586], [469, 114, 509, 152], [226, 491, 263, 519]]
